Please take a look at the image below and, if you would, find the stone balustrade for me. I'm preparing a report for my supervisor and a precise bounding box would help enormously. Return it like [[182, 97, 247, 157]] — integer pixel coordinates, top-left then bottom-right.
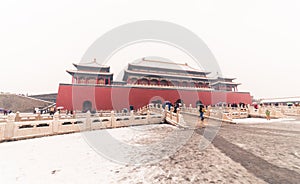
[[248, 104, 300, 117], [248, 106, 284, 118], [180, 105, 249, 123], [1, 104, 297, 142], [278, 105, 300, 116], [0, 110, 162, 142], [148, 104, 188, 128]]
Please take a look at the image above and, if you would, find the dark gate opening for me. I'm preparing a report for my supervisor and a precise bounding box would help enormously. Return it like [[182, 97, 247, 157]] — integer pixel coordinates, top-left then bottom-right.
[[82, 100, 92, 113]]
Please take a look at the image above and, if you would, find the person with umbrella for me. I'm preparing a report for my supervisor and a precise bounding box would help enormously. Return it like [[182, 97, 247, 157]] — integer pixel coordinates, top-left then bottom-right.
[[162, 101, 172, 111], [198, 103, 205, 121]]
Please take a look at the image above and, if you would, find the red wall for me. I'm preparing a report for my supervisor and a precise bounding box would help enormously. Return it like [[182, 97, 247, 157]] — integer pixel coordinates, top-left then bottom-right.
[[56, 84, 252, 111]]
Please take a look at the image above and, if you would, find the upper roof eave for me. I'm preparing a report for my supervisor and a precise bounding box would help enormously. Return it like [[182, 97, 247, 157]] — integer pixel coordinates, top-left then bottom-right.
[[73, 62, 110, 69], [67, 70, 113, 76], [216, 76, 237, 80], [211, 81, 241, 86], [124, 69, 210, 80], [129, 60, 210, 74]]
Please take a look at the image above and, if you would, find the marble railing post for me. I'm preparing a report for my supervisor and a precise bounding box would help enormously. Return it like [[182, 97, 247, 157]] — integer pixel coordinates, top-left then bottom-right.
[[170, 107, 174, 120], [205, 106, 211, 117], [72, 111, 76, 119], [247, 106, 252, 114], [164, 105, 168, 120], [37, 112, 42, 121], [258, 107, 263, 115], [227, 108, 231, 119], [4, 113, 16, 140], [176, 108, 180, 123], [85, 111, 92, 131], [147, 110, 150, 123], [99, 111, 103, 117], [130, 110, 134, 123], [111, 111, 115, 128], [15, 111, 21, 122], [52, 112, 60, 134]]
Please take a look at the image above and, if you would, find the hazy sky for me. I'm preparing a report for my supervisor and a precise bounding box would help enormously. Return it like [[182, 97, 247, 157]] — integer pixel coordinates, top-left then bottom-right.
[[0, 0, 299, 98]]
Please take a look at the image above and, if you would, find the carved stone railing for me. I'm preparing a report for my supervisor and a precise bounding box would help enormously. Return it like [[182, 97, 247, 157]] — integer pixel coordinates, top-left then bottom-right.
[[181, 106, 233, 123], [248, 106, 284, 118], [277, 105, 300, 116], [0, 110, 162, 142]]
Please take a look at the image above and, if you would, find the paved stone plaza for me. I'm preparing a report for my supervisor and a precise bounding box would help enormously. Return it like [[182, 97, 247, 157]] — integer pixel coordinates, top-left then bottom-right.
[[0, 117, 299, 183]]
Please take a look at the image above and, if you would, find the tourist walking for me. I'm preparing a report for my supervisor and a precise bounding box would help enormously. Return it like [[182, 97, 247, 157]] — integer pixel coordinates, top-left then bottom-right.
[[199, 104, 205, 121]]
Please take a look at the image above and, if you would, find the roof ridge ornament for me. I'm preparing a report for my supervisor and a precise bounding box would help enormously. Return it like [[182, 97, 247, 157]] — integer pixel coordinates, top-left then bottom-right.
[[82, 58, 99, 65]]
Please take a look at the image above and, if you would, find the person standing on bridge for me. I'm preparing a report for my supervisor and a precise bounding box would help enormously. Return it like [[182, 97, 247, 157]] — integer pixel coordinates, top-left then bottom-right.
[[199, 104, 205, 121]]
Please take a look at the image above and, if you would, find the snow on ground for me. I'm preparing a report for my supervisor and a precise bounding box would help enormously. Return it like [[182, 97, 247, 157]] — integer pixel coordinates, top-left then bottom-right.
[[1, 119, 299, 183], [233, 118, 296, 124], [0, 124, 174, 184], [0, 132, 117, 184]]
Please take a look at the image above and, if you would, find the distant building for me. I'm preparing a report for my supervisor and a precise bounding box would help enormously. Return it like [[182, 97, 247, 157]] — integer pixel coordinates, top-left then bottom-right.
[[56, 57, 252, 111], [260, 97, 300, 105]]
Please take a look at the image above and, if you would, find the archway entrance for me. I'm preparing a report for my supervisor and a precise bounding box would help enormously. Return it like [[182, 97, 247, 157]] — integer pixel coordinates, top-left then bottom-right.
[[82, 100, 92, 112]]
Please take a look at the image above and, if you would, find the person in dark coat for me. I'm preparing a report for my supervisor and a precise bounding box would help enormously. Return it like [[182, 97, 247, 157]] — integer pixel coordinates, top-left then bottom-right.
[[199, 104, 205, 121], [173, 103, 179, 113]]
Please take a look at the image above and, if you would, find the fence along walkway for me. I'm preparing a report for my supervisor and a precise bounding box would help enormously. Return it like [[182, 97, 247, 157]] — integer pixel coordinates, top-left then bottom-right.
[[0, 104, 295, 142], [148, 103, 281, 127], [0, 110, 163, 142], [148, 104, 242, 126]]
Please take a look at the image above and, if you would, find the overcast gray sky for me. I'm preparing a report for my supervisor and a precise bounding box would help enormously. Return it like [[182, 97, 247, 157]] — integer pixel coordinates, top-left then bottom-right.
[[0, 0, 299, 99]]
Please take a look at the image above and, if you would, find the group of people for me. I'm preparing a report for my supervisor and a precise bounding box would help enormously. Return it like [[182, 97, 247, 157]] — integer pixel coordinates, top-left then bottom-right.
[[33, 107, 73, 116], [1, 109, 12, 116], [162, 100, 206, 122]]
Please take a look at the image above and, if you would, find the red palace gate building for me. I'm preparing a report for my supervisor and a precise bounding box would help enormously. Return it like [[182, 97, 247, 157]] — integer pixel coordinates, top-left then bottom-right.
[[56, 57, 252, 112]]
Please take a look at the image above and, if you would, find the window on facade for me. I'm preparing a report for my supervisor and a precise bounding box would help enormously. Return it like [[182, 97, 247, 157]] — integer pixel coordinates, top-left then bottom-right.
[[87, 78, 96, 84], [79, 78, 85, 84], [160, 80, 168, 86], [150, 79, 158, 85], [140, 79, 149, 85], [98, 78, 105, 85]]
